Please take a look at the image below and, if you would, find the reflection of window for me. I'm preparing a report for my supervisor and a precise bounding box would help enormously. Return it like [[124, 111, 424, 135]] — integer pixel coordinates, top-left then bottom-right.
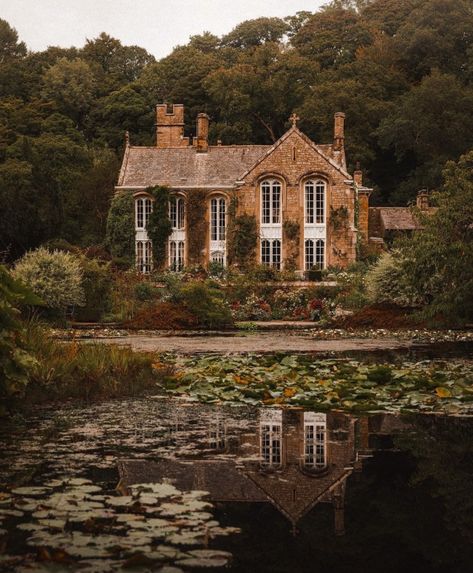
[[169, 196, 185, 229], [208, 419, 226, 449], [210, 197, 226, 241], [136, 240, 152, 273], [261, 239, 281, 269], [261, 423, 282, 467], [305, 239, 325, 270], [304, 417, 326, 469], [261, 179, 281, 224], [136, 197, 153, 229], [305, 180, 325, 224], [169, 240, 184, 271], [211, 251, 225, 265]]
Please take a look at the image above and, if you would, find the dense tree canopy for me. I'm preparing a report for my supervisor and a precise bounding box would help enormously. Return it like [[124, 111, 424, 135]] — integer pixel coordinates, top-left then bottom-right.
[[0, 0, 472, 259]]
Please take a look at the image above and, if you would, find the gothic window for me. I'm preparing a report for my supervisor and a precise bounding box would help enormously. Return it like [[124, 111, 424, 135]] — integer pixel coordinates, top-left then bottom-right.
[[305, 239, 325, 270], [305, 180, 326, 224], [135, 196, 153, 230], [169, 240, 185, 271], [169, 196, 185, 230], [136, 240, 152, 273], [304, 420, 326, 469], [210, 197, 226, 241], [261, 239, 281, 269], [261, 179, 281, 224], [261, 423, 282, 468]]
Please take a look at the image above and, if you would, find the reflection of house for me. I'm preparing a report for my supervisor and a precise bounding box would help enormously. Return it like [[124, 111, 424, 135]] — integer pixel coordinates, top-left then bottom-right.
[[118, 409, 377, 535]]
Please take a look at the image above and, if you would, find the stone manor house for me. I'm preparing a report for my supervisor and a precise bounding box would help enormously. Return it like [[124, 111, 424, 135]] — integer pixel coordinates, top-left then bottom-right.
[[116, 103, 426, 273]]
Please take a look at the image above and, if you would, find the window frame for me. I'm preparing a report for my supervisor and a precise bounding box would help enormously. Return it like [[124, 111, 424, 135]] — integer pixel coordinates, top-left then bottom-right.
[[260, 178, 282, 226], [304, 179, 326, 225]]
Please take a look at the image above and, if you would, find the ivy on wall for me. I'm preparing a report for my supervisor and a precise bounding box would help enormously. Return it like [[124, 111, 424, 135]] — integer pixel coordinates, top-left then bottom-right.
[[186, 190, 207, 266], [330, 205, 349, 231], [105, 192, 134, 264], [228, 212, 258, 268], [283, 219, 300, 271], [146, 186, 172, 269]]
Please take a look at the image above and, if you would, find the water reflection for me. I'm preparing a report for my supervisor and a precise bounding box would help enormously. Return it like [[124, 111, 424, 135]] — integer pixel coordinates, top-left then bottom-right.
[[118, 408, 410, 537]]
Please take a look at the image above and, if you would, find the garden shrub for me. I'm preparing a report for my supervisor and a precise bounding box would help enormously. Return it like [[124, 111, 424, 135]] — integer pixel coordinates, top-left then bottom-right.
[[134, 281, 161, 302], [178, 280, 233, 329], [74, 258, 113, 322], [366, 250, 424, 307], [0, 266, 41, 410], [13, 247, 85, 311], [124, 301, 198, 330]]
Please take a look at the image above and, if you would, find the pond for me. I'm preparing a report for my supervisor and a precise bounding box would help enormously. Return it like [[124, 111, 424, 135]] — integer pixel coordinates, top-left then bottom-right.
[[0, 393, 472, 572]]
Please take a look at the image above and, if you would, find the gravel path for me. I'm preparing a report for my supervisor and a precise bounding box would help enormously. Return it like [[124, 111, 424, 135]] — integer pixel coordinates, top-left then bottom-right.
[[98, 332, 414, 354]]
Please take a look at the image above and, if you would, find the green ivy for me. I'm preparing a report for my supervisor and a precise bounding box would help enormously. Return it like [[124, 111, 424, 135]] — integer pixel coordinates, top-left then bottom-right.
[[105, 192, 134, 264], [146, 186, 172, 268], [228, 213, 257, 267]]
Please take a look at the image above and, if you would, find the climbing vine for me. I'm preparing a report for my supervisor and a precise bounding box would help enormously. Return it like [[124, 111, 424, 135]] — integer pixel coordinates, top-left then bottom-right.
[[186, 190, 207, 266], [283, 219, 300, 271], [146, 186, 172, 269], [227, 202, 258, 268], [329, 205, 349, 231], [105, 192, 134, 264]]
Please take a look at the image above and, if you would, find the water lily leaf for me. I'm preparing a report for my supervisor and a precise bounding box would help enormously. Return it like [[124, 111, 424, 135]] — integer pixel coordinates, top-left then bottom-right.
[[435, 387, 452, 398], [12, 487, 50, 496]]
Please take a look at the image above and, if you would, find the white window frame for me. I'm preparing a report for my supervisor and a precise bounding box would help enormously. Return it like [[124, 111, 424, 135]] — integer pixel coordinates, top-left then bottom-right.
[[168, 195, 186, 271], [136, 240, 152, 273], [261, 238, 281, 270], [305, 238, 325, 270], [135, 196, 153, 230], [261, 179, 282, 226], [261, 423, 282, 468], [303, 412, 327, 469], [210, 196, 227, 266], [304, 180, 326, 225]]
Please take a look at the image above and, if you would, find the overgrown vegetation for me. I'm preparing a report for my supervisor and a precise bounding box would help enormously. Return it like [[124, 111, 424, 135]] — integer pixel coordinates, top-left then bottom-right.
[[105, 193, 134, 264], [146, 186, 172, 268], [227, 214, 258, 267]]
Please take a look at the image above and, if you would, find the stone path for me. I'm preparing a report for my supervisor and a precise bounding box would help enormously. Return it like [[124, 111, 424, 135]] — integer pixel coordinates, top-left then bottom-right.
[[98, 332, 414, 354]]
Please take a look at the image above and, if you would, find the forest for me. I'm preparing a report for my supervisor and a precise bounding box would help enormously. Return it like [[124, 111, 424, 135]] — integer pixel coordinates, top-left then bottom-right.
[[1, 0, 473, 260]]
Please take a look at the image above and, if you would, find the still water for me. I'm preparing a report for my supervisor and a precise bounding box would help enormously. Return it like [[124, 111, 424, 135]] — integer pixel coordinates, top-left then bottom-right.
[[0, 398, 472, 572]]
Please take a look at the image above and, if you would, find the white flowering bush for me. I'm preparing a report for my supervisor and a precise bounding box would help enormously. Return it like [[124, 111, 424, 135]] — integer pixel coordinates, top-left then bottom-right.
[[13, 247, 85, 310]]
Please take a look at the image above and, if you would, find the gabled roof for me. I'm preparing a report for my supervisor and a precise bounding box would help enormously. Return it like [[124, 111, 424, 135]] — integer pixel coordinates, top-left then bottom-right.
[[116, 144, 271, 189], [238, 126, 351, 183]]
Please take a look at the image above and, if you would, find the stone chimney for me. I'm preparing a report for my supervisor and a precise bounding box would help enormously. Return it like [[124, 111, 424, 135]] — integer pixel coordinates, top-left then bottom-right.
[[156, 103, 189, 148], [354, 164, 371, 244], [333, 112, 345, 152], [195, 113, 209, 152], [416, 190, 430, 211]]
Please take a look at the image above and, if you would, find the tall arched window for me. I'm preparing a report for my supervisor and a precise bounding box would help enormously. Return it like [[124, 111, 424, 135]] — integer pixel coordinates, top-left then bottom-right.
[[305, 180, 325, 224], [169, 196, 185, 230], [261, 179, 281, 224], [305, 239, 325, 270], [135, 196, 153, 230], [210, 197, 226, 241], [168, 195, 185, 271], [303, 412, 327, 469], [136, 240, 152, 273]]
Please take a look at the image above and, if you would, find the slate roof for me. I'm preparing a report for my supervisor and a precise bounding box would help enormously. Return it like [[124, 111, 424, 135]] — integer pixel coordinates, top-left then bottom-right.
[[117, 145, 271, 189], [368, 207, 421, 231]]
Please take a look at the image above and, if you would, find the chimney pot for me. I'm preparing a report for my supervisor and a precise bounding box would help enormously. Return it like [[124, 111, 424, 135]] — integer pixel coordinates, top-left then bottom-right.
[[334, 112, 345, 152]]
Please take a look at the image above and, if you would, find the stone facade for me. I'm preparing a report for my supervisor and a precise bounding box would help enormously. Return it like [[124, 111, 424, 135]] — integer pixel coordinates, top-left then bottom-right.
[[116, 103, 373, 273]]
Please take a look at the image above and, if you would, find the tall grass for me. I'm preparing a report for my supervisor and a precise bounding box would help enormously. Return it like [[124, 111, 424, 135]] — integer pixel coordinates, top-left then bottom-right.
[[23, 325, 170, 404]]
